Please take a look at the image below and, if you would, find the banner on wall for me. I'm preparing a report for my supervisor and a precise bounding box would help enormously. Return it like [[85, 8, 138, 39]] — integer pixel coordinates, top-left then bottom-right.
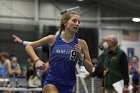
[[127, 48, 134, 63]]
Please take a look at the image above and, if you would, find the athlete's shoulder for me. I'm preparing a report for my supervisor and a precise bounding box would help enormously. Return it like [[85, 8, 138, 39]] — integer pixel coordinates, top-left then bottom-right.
[[78, 39, 87, 44], [78, 39, 88, 49], [43, 35, 56, 42], [43, 35, 56, 47], [45, 35, 55, 39]]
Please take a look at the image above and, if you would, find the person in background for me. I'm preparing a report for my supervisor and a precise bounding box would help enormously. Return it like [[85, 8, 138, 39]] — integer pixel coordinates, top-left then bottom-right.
[[0, 52, 18, 77], [27, 62, 41, 87], [21, 66, 27, 78], [10, 55, 21, 77], [0, 52, 19, 93], [26, 58, 35, 81], [25, 11, 94, 93], [85, 39, 106, 93], [0, 53, 9, 78], [129, 55, 140, 93], [102, 35, 129, 93]]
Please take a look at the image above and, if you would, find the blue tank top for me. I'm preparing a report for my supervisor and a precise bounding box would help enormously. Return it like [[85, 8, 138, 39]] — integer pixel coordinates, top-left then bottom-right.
[[130, 65, 139, 80], [46, 34, 78, 86], [9, 64, 18, 77], [11, 64, 18, 70], [0, 64, 8, 77]]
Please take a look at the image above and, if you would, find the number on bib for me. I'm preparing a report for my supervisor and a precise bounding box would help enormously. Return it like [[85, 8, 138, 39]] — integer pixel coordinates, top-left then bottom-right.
[[70, 50, 77, 61]]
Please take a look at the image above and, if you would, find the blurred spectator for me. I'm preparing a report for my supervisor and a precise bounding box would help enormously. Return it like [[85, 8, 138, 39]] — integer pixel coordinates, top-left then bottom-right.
[[21, 66, 27, 78], [27, 59, 41, 87], [26, 58, 34, 81], [0, 58, 8, 78], [10, 55, 21, 77], [102, 35, 129, 93], [129, 55, 140, 93], [0, 52, 16, 77], [28, 66, 41, 87], [0, 52, 17, 93], [86, 35, 129, 93]]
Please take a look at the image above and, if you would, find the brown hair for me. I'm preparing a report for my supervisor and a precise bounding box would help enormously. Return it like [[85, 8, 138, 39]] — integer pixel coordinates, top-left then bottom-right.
[[0, 52, 10, 59], [58, 11, 80, 34]]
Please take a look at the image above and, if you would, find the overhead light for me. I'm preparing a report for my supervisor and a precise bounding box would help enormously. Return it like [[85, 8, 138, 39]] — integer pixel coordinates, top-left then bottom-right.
[[132, 18, 140, 22], [77, 0, 84, 1]]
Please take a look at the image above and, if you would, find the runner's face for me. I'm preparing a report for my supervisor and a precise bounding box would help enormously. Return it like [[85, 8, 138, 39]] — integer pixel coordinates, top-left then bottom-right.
[[64, 14, 80, 33]]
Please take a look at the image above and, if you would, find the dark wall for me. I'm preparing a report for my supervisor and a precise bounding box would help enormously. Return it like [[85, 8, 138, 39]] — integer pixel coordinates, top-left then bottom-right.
[[0, 26, 39, 64], [43, 26, 57, 37], [76, 28, 98, 58]]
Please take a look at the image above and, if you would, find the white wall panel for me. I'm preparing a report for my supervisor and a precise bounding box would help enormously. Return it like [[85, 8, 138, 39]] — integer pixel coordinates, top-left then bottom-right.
[[12, 1, 34, 17], [39, 2, 99, 28], [0, 1, 11, 16], [0, 0, 34, 17], [121, 41, 140, 62], [121, 32, 140, 61], [40, 3, 58, 18]]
